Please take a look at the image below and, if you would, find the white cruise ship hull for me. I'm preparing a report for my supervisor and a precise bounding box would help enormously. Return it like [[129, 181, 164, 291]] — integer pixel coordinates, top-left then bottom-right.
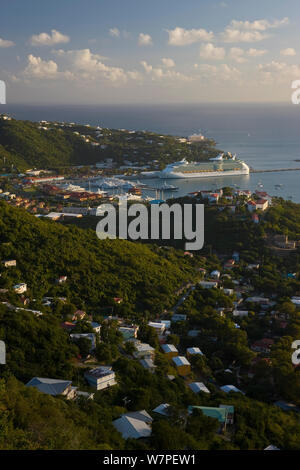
[[159, 168, 249, 179]]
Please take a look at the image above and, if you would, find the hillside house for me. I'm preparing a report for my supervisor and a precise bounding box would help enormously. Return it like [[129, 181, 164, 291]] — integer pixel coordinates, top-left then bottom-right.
[[119, 325, 139, 340], [132, 340, 155, 360], [84, 366, 117, 390], [172, 356, 191, 376], [171, 313, 187, 323], [13, 283, 27, 294], [199, 281, 218, 289], [220, 385, 244, 394], [187, 347, 204, 357], [2, 259, 16, 268], [152, 403, 171, 416], [189, 382, 210, 394], [113, 410, 153, 440], [70, 333, 96, 352], [148, 322, 166, 335], [139, 358, 156, 373], [161, 344, 178, 359], [26, 377, 76, 399], [72, 310, 86, 321], [251, 338, 274, 354]]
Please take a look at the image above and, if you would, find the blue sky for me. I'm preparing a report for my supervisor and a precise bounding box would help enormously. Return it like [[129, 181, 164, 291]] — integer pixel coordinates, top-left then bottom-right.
[[1, 0, 300, 104]]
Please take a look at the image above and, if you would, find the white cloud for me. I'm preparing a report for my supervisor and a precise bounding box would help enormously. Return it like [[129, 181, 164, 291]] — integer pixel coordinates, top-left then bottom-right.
[[247, 48, 268, 57], [281, 48, 296, 56], [140, 60, 191, 82], [30, 29, 70, 46], [229, 17, 289, 32], [19, 49, 143, 87], [197, 63, 241, 81], [199, 43, 225, 60], [258, 60, 300, 83], [221, 17, 289, 43], [23, 54, 59, 79], [222, 28, 268, 43], [229, 47, 247, 63], [138, 33, 153, 46], [109, 28, 120, 38], [0, 37, 14, 48], [161, 58, 175, 68], [167, 27, 214, 46], [54, 48, 128, 82]]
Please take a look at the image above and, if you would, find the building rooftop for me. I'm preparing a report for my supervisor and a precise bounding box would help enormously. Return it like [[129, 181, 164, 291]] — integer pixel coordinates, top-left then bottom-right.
[[172, 356, 190, 367], [26, 377, 71, 396], [188, 406, 227, 424], [161, 344, 178, 354], [187, 347, 203, 355], [189, 382, 210, 394], [85, 366, 114, 379], [220, 384, 243, 394], [152, 403, 171, 416], [113, 410, 153, 440]]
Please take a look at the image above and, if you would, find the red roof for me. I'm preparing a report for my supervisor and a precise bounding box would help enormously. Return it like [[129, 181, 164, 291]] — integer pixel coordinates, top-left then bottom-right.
[[256, 199, 268, 204], [61, 321, 76, 330]]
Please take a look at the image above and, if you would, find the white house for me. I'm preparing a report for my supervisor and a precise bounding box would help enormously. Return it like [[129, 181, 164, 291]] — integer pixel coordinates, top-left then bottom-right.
[[0, 340, 6, 364], [220, 384, 244, 394], [187, 347, 204, 356], [139, 358, 156, 372], [13, 283, 27, 294], [90, 322, 101, 334], [189, 382, 210, 394], [152, 403, 171, 416], [2, 260, 16, 268], [171, 313, 187, 323], [232, 310, 249, 318], [199, 281, 218, 289], [119, 325, 139, 340], [113, 411, 153, 440], [26, 377, 76, 399], [148, 322, 166, 335], [132, 340, 155, 360], [70, 333, 96, 351], [210, 270, 221, 279], [84, 366, 117, 390]]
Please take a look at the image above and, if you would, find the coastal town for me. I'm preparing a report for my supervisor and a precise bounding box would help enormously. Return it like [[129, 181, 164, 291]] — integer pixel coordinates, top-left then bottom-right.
[[0, 117, 300, 450], [2, 0, 300, 457]]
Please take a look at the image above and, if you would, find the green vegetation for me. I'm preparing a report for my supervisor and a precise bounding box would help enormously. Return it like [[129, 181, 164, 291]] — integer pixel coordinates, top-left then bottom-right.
[[0, 201, 195, 316], [0, 120, 300, 450], [0, 118, 220, 171]]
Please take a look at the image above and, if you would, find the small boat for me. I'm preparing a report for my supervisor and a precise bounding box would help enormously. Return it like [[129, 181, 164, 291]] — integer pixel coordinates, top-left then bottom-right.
[[128, 187, 142, 195], [157, 181, 179, 191]]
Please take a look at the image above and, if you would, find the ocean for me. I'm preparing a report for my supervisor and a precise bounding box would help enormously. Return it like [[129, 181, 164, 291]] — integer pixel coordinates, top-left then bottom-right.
[[2, 103, 300, 202]]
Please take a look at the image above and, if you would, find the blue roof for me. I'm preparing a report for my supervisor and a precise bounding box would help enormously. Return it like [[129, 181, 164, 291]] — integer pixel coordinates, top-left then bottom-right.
[[188, 406, 227, 423], [26, 377, 71, 395], [149, 199, 165, 204]]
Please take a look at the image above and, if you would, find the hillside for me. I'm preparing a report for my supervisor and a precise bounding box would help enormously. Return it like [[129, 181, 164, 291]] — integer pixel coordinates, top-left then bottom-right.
[[0, 116, 220, 170], [0, 201, 196, 315]]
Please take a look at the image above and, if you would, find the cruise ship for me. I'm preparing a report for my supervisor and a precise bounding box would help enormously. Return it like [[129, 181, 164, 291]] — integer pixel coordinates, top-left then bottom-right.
[[159, 153, 249, 179]]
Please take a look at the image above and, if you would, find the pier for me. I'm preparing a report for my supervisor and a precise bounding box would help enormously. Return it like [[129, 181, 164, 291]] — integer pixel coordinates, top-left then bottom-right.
[[250, 168, 300, 173]]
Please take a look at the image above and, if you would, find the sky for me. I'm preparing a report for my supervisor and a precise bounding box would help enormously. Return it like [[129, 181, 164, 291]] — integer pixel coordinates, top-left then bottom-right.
[[1, 0, 300, 104]]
